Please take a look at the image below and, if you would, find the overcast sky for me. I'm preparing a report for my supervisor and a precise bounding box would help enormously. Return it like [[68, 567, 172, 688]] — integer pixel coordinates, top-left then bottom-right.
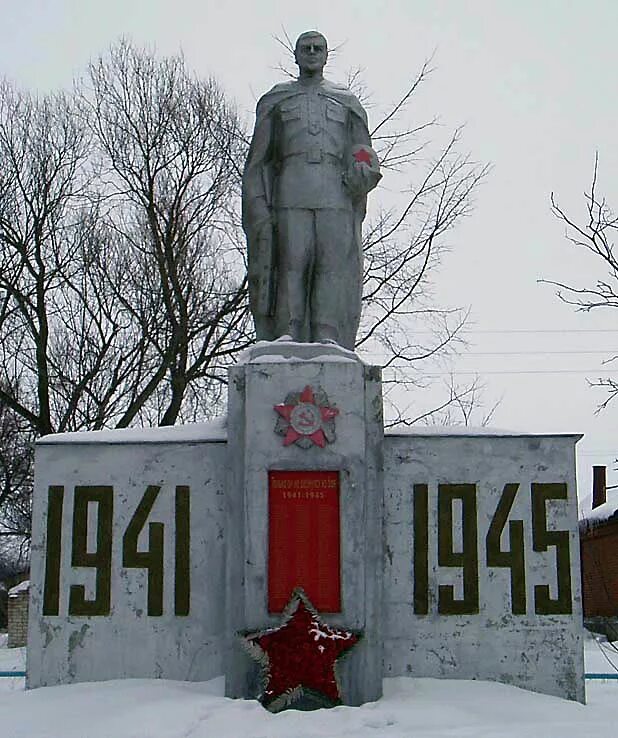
[[2, 0, 617, 502]]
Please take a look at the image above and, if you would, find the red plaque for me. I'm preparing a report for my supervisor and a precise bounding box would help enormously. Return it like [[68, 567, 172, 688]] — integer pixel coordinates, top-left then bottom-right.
[[268, 470, 341, 613]]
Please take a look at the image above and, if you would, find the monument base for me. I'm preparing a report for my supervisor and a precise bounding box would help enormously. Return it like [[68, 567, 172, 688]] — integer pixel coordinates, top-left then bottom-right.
[[224, 354, 384, 706], [26, 362, 584, 704]]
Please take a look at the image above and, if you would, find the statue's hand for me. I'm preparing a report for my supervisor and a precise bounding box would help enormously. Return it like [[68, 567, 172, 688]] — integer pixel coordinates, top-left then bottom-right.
[[256, 212, 274, 240], [343, 145, 382, 200], [344, 163, 381, 199], [247, 197, 274, 236]]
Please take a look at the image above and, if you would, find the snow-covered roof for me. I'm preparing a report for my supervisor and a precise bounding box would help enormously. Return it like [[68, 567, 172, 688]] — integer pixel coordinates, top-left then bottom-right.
[[8, 579, 29, 598], [37, 417, 582, 445], [579, 490, 618, 528], [37, 417, 227, 445], [385, 424, 582, 439]]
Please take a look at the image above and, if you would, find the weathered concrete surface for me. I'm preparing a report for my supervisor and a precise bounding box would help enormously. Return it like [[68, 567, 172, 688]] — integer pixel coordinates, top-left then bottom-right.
[[383, 432, 585, 703], [225, 360, 384, 705], [27, 439, 226, 688], [27, 419, 584, 704]]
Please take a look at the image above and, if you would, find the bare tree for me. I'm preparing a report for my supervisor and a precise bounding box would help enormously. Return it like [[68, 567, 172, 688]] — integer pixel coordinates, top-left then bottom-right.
[[270, 38, 490, 424], [0, 44, 252, 436], [0, 82, 93, 435], [82, 41, 251, 426], [545, 154, 618, 412], [0, 391, 33, 551], [0, 81, 149, 435], [355, 62, 489, 424]]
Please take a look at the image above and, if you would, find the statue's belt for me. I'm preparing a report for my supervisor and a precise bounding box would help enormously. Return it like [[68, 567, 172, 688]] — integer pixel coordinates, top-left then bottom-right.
[[279, 151, 343, 165]]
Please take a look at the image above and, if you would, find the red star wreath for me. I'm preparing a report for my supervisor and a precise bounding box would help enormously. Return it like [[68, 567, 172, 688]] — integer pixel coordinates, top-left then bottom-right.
[[243, 588, 360, 712], [274, 385, 339, 449]]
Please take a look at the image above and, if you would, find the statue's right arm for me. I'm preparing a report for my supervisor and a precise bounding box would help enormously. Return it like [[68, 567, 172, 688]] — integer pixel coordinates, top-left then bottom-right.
[[242, 108, 274, 233]]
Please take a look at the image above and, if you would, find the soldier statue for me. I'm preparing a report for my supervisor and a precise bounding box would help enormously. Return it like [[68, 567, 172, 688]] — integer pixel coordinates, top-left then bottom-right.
[[242, 31, 381, 350]]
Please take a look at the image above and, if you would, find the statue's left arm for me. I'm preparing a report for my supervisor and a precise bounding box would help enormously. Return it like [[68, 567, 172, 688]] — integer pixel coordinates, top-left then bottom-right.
[[344, 107, 382, 211]]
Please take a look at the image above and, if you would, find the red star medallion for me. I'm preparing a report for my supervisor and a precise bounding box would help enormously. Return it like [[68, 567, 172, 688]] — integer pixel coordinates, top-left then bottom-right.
[[353, 146, 373, 165], [274, 385, 339, 449], [244, 589, 359, 711]]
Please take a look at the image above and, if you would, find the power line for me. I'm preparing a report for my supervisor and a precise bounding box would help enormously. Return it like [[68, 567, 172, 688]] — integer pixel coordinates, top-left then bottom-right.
[[383, 368, 618, 375], [364, 349, 618, 359], [390, 328, 618, 336], [461, 350, 618, 356], [577, 446, 618, 458], [366, 350, 617, 356], [461, 329, 618, 334]]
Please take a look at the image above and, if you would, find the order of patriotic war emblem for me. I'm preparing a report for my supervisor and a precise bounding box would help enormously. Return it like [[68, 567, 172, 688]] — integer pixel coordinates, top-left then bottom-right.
[[274, 385, 339, 448]]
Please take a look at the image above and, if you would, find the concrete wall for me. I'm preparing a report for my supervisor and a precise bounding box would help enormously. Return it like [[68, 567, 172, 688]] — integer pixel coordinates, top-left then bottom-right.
[[27, 437, 226, 688], [27, 422, 584, 702], [383, 432, 584, 702]]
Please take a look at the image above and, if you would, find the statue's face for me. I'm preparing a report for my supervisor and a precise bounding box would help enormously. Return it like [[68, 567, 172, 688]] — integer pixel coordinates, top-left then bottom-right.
[[295, 35, 328, 74]]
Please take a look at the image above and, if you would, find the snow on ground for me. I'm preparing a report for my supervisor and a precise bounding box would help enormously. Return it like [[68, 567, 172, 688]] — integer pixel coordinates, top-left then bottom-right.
[[584, 633, 618, 673], [0, 636, 614, 738], [0, 641, 24, 673]]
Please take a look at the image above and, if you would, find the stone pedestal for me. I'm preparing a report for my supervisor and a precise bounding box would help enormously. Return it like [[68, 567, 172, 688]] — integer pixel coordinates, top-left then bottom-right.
[[224, 352, 384, 705]]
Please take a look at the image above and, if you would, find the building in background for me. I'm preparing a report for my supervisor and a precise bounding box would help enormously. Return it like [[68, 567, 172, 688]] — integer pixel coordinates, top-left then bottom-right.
[[580, 466, 618, 638], [7, 579, 29, 648]]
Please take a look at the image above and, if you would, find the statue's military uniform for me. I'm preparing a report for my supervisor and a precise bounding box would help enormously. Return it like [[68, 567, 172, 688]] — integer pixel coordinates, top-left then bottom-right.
[[274, 90, 352, 210], [273, 86, 357, 345], [242, 79, 380, 349]]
